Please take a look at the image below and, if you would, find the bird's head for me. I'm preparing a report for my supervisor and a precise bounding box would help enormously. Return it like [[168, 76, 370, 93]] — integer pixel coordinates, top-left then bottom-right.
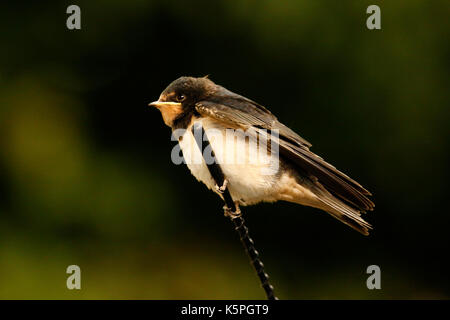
[[149, 76, 216, 127]]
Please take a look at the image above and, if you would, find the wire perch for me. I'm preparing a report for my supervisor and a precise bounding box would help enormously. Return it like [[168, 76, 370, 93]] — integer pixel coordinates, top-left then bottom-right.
[[192, 124, 277, 300]]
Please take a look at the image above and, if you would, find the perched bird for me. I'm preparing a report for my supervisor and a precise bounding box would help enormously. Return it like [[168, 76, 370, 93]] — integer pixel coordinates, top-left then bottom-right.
[[149, 76, 374, 235]]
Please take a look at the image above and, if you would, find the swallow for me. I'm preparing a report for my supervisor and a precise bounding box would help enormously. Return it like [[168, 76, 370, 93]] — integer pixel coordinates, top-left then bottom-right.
[[149, 76, 374, 235]]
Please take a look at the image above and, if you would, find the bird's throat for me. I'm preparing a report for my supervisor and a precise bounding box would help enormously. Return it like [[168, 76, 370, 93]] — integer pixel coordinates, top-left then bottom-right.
[[157, 104, 184, 127]]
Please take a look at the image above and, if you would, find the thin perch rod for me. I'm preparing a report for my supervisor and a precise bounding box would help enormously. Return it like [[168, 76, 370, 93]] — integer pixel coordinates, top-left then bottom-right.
[[192, 124, 277, 300], [231, 216, 276, 300]]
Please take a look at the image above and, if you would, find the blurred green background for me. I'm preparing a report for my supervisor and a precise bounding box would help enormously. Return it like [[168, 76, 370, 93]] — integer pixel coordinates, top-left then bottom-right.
[[0, 0, 449, 299]]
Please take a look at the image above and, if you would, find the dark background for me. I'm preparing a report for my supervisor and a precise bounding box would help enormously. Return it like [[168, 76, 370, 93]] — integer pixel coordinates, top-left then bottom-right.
[[0, 1, 449, 299]]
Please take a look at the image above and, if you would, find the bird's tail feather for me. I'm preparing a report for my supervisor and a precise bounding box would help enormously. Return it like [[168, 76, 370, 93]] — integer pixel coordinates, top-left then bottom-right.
[[312, 184, 372, 235]]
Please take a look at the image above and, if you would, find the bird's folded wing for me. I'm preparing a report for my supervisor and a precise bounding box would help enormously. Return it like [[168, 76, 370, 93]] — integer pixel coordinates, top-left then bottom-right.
[[276, 141, 374, 211], [195, 100, 374, 212], [196, 100, 312, 147]]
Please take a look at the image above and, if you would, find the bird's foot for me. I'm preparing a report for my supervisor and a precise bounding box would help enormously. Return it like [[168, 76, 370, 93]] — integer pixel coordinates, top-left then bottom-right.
[[223, 202, 241, 219], [215, 179, 228, 194]]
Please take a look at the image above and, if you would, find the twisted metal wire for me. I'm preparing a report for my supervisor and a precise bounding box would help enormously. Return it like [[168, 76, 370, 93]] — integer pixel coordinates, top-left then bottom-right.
[[193, 124, 277, 300], [231, 215, 277, 300]]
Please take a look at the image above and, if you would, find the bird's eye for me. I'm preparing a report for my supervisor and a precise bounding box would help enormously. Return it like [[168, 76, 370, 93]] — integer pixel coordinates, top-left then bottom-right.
[[176, 94, 186, 102]]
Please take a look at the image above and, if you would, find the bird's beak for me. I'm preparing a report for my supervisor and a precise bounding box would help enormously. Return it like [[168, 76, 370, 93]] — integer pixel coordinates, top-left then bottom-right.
[[148, 101, 182, 109]]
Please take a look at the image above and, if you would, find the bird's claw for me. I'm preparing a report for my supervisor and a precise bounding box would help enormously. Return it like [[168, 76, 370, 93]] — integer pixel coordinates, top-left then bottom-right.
[[223, 203, 241, 219], [215, 179, 228, 194]]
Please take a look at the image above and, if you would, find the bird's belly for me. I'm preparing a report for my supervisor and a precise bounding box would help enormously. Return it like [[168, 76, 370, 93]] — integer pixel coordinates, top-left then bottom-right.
[[177, 118, 281, 205]]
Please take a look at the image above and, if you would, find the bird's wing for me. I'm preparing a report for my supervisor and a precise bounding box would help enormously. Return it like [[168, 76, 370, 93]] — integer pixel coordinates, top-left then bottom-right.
[[196, 98, 312, 147], [195, 100, 374, 212]]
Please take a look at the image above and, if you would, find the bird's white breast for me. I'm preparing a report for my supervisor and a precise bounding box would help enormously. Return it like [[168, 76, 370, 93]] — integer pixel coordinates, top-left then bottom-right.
[[176, 118, 281, 205]]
